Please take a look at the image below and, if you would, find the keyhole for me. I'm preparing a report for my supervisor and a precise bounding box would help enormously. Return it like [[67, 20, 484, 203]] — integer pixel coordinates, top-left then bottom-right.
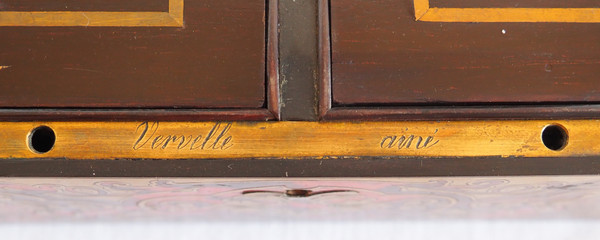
[[285, 189, 313, 197]]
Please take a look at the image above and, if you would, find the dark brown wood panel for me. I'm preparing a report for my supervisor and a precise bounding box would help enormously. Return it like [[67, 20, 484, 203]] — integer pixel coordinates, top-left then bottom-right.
[[0, 0, 266, 109], [1, 0, 168, 11], [330, 0, 600, 106]]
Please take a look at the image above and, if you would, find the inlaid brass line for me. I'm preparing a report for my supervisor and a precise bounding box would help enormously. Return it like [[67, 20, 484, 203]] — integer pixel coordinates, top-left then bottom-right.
[[0, 0, 184, 27], [414, 0, 600, 23]]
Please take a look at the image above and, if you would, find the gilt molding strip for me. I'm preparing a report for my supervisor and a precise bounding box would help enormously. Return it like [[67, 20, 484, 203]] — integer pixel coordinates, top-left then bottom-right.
[[0, 0, 184, 27], [414, 0, 600, 23], [0, 120, 599, 159]]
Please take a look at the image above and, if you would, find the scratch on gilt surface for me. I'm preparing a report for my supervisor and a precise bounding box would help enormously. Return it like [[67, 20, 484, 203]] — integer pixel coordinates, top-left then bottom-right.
[[63, 67, 102, 73], [81, 13, 90, 26]]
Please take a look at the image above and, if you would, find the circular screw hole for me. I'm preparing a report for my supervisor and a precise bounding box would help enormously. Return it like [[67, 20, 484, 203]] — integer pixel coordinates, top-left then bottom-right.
[[541, 124, 568, 151], [28, 126, 56, 154]]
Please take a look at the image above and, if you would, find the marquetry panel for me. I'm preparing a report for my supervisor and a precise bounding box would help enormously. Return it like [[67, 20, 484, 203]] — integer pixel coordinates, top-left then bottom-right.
[[0, 0, 270, 111], [328, 0, 600, 115]]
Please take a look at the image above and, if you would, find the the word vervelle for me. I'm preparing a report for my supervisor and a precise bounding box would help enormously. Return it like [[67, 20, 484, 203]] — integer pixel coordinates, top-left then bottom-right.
[[133, 122, 233, 150]]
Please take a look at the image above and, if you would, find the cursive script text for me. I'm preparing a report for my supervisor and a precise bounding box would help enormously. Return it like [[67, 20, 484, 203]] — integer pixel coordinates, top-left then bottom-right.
[[380, 129, 439, 149], [133, 122, 233, 150]]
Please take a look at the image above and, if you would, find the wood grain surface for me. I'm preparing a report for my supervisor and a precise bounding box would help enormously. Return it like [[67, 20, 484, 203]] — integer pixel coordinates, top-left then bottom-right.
[[330, 0, 600, 106], [0, 0, 266, 108], [0, 120, 598, 159]]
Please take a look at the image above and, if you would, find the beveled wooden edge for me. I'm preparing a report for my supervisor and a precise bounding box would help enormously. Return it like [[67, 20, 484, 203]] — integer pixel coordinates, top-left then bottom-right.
[[318, 0, 333, 119], [0, 0, 280, 121], [267, 0, 281, 119], [323, 105, 600, 121], [0, 109, 274, 122], [318, 0, 600, 120], [3, 157, 600, 177]]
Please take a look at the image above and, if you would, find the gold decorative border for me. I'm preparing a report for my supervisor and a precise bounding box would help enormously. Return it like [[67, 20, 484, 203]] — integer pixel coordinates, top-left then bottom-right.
[[0, 0, 183, 27], [1, 120, 598, 159], [414, 0, 600, 22]]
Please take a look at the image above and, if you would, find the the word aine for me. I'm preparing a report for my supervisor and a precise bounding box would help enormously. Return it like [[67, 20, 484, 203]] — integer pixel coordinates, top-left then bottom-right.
[[380, 129, 440, 149]]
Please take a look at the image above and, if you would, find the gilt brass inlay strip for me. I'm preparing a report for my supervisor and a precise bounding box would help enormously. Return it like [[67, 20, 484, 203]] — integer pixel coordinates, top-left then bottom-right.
[[0, 0, 184, 27], [414, 0, 600, 23], [0, 120, 598, 159]]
